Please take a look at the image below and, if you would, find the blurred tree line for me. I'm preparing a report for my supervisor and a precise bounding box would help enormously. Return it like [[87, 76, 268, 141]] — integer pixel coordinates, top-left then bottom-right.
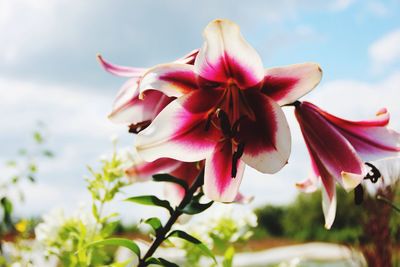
[[254, 187, 400, 245]]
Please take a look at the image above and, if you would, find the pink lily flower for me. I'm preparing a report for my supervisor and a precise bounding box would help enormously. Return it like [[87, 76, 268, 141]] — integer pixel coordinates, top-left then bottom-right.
[[135, 19, 322, 202], [97, 49, 198, 132], [126, 155, 201, 206], [125, 155, 253, 206], [295, 101, 400, 228]]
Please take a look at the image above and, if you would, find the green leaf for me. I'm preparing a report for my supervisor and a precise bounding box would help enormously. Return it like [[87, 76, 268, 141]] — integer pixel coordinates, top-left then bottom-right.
[[42, 150, 54, 158], [180, 200, 213, 215], [86, 238, 140, 258], [222, 246, 235, 267], [6, 160, 17, 167], [33, 131, 44, 144], [92, 203, 100, 221], [145, 257, 161, 265], [125, 196, 173, 215], [27, 175, 36, 182], [144, 257, 178, 267], [158, 257, 179, 267], [1, 197, 13, 225], [144, 217, 162, 235], [101, 221, 119, 237], [152, 174, 188, 192], [18, 149, 27, 156], [1, 197, 13, 215], [167, 230, 216, 263], [28, 163, 37, 173]]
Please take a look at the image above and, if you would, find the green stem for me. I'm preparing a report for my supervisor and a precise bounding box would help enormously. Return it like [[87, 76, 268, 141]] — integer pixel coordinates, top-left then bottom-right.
[[377, 195, 400, 213], [138, 168, 205, 267]]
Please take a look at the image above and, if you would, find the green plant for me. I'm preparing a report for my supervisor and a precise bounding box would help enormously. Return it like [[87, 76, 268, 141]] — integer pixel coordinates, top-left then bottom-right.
[[35, 140, 128, 266], [0, 122, 53, 255]]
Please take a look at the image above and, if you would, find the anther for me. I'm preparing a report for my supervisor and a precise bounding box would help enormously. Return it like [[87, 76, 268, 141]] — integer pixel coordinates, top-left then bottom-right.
[[217, 109, 232, 137], [364, 162, 381, 183], [231, 116, 246, 137], [236, 142, 245, 158], [128, 120, 151, 134], [231, 142, 245, 178], [283, 100, 302, 108], [354, 184, 364, 205], [231, 153, 238, 178], [204, 113, 214, 132]]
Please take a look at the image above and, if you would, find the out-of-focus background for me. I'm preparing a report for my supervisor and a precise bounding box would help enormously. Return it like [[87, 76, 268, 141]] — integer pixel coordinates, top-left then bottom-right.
[[1, 0, 400, 266]]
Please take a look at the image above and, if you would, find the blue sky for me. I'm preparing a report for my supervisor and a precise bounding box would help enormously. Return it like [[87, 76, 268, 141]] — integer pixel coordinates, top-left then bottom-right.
[[1, 0, 400, 221]]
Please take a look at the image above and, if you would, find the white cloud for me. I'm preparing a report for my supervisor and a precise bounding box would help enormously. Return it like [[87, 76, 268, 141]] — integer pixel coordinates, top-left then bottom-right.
[[0, 0, 357, 87], [366, 1, 389, 17], [0, 77, 125, 138], [11, 181, 87, 217], [369, 29, 400, 72], [330, 0, 357, 11]]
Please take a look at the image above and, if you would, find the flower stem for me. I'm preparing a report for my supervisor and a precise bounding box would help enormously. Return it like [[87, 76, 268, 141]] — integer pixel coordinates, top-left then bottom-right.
[[377, 195, 400, 213], [138, 168, 205, 266]]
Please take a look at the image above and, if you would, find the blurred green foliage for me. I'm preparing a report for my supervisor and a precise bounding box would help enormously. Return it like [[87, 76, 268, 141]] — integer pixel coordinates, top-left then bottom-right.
[[0, 122, 53, 237], [35, 142, 128, 266], [255, 188, 365, 244]]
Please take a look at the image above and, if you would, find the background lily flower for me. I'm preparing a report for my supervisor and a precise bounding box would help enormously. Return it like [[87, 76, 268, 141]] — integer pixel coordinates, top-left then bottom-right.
[[295, 101, 400, 228], [127, 157, 201, 207], [97, 49, 198, 131], [135, 19, 322, 202], [125, 153, 252, 206]]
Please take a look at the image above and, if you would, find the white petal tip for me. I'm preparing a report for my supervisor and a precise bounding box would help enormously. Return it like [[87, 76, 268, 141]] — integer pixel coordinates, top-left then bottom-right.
[[96, 53, 104, 64], [295, 177, 318, 193], [107, 112, 119, 123], [341, 171, 363, 192], [376, 107, 388, 116]]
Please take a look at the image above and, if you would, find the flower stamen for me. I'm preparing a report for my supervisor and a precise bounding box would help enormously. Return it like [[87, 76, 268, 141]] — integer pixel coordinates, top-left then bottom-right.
[[128, 120, 152, 134], [364, 162, 381, 183]]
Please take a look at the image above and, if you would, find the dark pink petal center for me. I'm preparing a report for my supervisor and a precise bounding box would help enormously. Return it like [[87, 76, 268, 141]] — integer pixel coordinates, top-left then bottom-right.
[[238, 90, 278, 156], [261, 76, 299, 103]]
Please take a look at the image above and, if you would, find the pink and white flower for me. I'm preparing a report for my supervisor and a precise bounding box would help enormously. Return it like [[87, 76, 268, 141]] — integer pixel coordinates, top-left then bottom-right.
[[125, 154, 252, 206], [295, 101, 400, 228], [135, 19, 322, 202], [126, 155, 201, 206], [97, 49, 198, 131]]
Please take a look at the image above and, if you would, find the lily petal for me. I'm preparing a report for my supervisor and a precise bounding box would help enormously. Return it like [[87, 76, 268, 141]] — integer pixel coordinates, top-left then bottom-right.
[[262, 63, 322, 106], [139, 64, 198, 98], [314, 105, 400, 161], [240, 91, 291, 174], [341, 171, 366, 192], [126, 157, 182, 182], [204, 140, 245, 202], [165, 162, 203, 206], [97, 54, 146, 77], [175, 49, 199, 65], [234, 192, 254, 204], [295, 102, 365, 188], [195, 19, 264, 89], [136, 90, 222, 162], [296, 177, 319, 193], [109, 87, 172, 124], [322, 178, 337, 230]]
